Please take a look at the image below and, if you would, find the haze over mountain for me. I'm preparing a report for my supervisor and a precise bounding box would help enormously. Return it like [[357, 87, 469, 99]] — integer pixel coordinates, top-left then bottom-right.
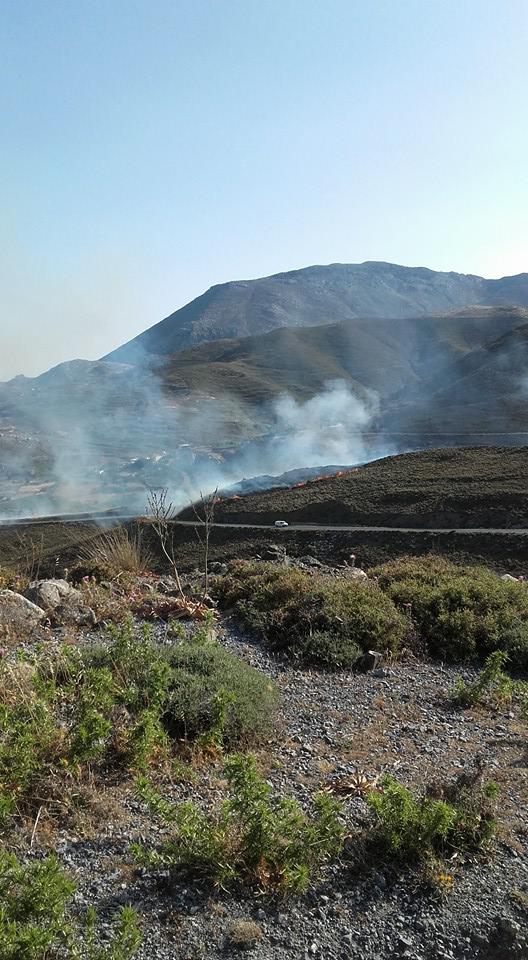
[[104, 262, 528, 364], [2, 261, 528, 517]]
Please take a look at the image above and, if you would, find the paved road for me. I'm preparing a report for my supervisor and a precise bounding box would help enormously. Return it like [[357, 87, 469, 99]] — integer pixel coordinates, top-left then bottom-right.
[[177, 521, 528, 535], [1, 515, 528, 536]]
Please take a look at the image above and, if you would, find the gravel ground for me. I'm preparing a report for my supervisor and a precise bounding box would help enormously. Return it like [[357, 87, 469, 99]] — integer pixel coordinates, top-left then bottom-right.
[[20, 617, 528, 960]]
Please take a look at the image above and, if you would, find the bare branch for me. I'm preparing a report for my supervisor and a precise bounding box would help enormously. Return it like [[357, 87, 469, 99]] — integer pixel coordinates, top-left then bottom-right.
[[146, 488, 184, 595], [191, 487, 218, 597]]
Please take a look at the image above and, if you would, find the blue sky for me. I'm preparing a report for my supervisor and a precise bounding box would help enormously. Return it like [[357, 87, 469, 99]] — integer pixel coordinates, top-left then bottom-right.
[[1, 0, 527, 378]]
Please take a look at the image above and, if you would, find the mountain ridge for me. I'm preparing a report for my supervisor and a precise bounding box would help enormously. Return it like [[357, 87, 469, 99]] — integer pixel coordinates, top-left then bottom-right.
[[103, 261, 528, 365]]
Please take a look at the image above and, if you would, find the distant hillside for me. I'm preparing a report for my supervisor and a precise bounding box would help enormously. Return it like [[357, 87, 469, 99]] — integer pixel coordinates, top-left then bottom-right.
[[5, 305, 526, 446], [205, 446, 528, 529], [3, 259, 528, 518], [158, 305, 528, 408], [104, 261, 528, 364], [387, 318, 528, 437]]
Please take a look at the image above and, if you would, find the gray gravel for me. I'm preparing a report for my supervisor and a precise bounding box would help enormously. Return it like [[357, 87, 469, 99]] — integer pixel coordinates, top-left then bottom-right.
[[25, 617, 528, 959]]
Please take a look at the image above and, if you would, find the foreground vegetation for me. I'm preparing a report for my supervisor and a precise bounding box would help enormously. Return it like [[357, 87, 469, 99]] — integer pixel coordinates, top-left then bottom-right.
[[134, 755, 500, 896], [368, 773, 499, 861], [0, 619, 276, 828], [214, 560, 407, 668], [134, 753, 344, 893], [0, 535, 526, 951], [373, 555, 528, 665], [214, 555, 528, 670], [0, 851, 139, 959]]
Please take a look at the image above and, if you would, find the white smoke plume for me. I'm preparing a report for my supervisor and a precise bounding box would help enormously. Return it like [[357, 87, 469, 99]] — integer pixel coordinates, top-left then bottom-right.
[[0, 366, 385, 518]]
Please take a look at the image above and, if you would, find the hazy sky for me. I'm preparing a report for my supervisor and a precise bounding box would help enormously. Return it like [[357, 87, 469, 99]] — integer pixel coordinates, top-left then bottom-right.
[[2, 0, 527, 379]]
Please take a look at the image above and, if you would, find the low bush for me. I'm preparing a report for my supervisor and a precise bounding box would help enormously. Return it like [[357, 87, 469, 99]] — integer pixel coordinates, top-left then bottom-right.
[[0, 620, 276, 827], [372, 556, 528, 664], [133, 753, 344, 893], [0, 850, 140, 959], [214, 562, 407, 668], [367, 771, 499, 861]]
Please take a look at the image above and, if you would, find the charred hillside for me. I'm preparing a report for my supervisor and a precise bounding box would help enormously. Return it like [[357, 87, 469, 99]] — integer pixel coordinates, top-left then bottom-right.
[[202, 447, 528, 529]]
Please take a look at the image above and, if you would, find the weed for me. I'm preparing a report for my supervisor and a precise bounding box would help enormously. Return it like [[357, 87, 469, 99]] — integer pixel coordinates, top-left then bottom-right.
[[367, 772, 498, 862], [191, 609, 216, 644], [127, 709, 170, 771], [423, 860, 455, 899], [451, 651, 514, 707], [0, 850, 140, 959], [134, 753, 344, 893], [197, 689, 237, 753]]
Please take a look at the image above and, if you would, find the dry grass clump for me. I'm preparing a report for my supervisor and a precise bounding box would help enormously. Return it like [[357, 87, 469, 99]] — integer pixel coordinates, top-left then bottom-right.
[[227, 919, 263, 946], [79, 526, 153, 578]]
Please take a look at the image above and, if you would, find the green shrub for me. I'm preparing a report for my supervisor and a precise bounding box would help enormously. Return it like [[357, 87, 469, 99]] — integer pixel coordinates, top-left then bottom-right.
[[372, 556, 528, 664], [61, 620, 276, 753], [215, 562, 407, 668], [0, 699, 63, 823], [0, 850, 140, 959], [163, 643, 277, 746], [133, 753, 344, 893], [367, 773, 498, 861]]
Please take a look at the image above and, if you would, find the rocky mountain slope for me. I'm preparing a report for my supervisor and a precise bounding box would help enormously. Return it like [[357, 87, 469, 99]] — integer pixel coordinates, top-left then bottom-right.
[[104, 262, 528, 364]]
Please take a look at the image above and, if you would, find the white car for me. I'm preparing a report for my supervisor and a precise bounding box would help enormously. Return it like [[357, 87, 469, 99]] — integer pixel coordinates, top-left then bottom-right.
[[274, 520, 289, 527]]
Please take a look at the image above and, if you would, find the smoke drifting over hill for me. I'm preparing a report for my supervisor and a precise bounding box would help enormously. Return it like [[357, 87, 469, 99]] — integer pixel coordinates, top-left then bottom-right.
[[3, 261, 528, 519], [0, 370, 381, 518]]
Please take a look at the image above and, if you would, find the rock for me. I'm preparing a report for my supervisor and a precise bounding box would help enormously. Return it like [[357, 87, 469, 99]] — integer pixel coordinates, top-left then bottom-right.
[[154, 575, 184, 594], [263, 545, 287, 561], [358, 650, 383, 672], [0, 590, 47, 629], [23, 578, 98, 626], [343, 567, 368, 582], [56, 602, 97, 627], [24, 579, 82, 611], [501, 574, 519, 582], [209, 562, 228, 575]]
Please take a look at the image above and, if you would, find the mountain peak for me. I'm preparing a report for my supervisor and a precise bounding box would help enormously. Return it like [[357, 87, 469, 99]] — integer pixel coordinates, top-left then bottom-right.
[[104, 260, 528, 366]]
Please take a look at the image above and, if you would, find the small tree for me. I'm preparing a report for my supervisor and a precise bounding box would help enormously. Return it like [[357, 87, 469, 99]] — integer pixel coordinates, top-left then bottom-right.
[[192, 487, 218, 596], [146, 488, 184, 596]]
